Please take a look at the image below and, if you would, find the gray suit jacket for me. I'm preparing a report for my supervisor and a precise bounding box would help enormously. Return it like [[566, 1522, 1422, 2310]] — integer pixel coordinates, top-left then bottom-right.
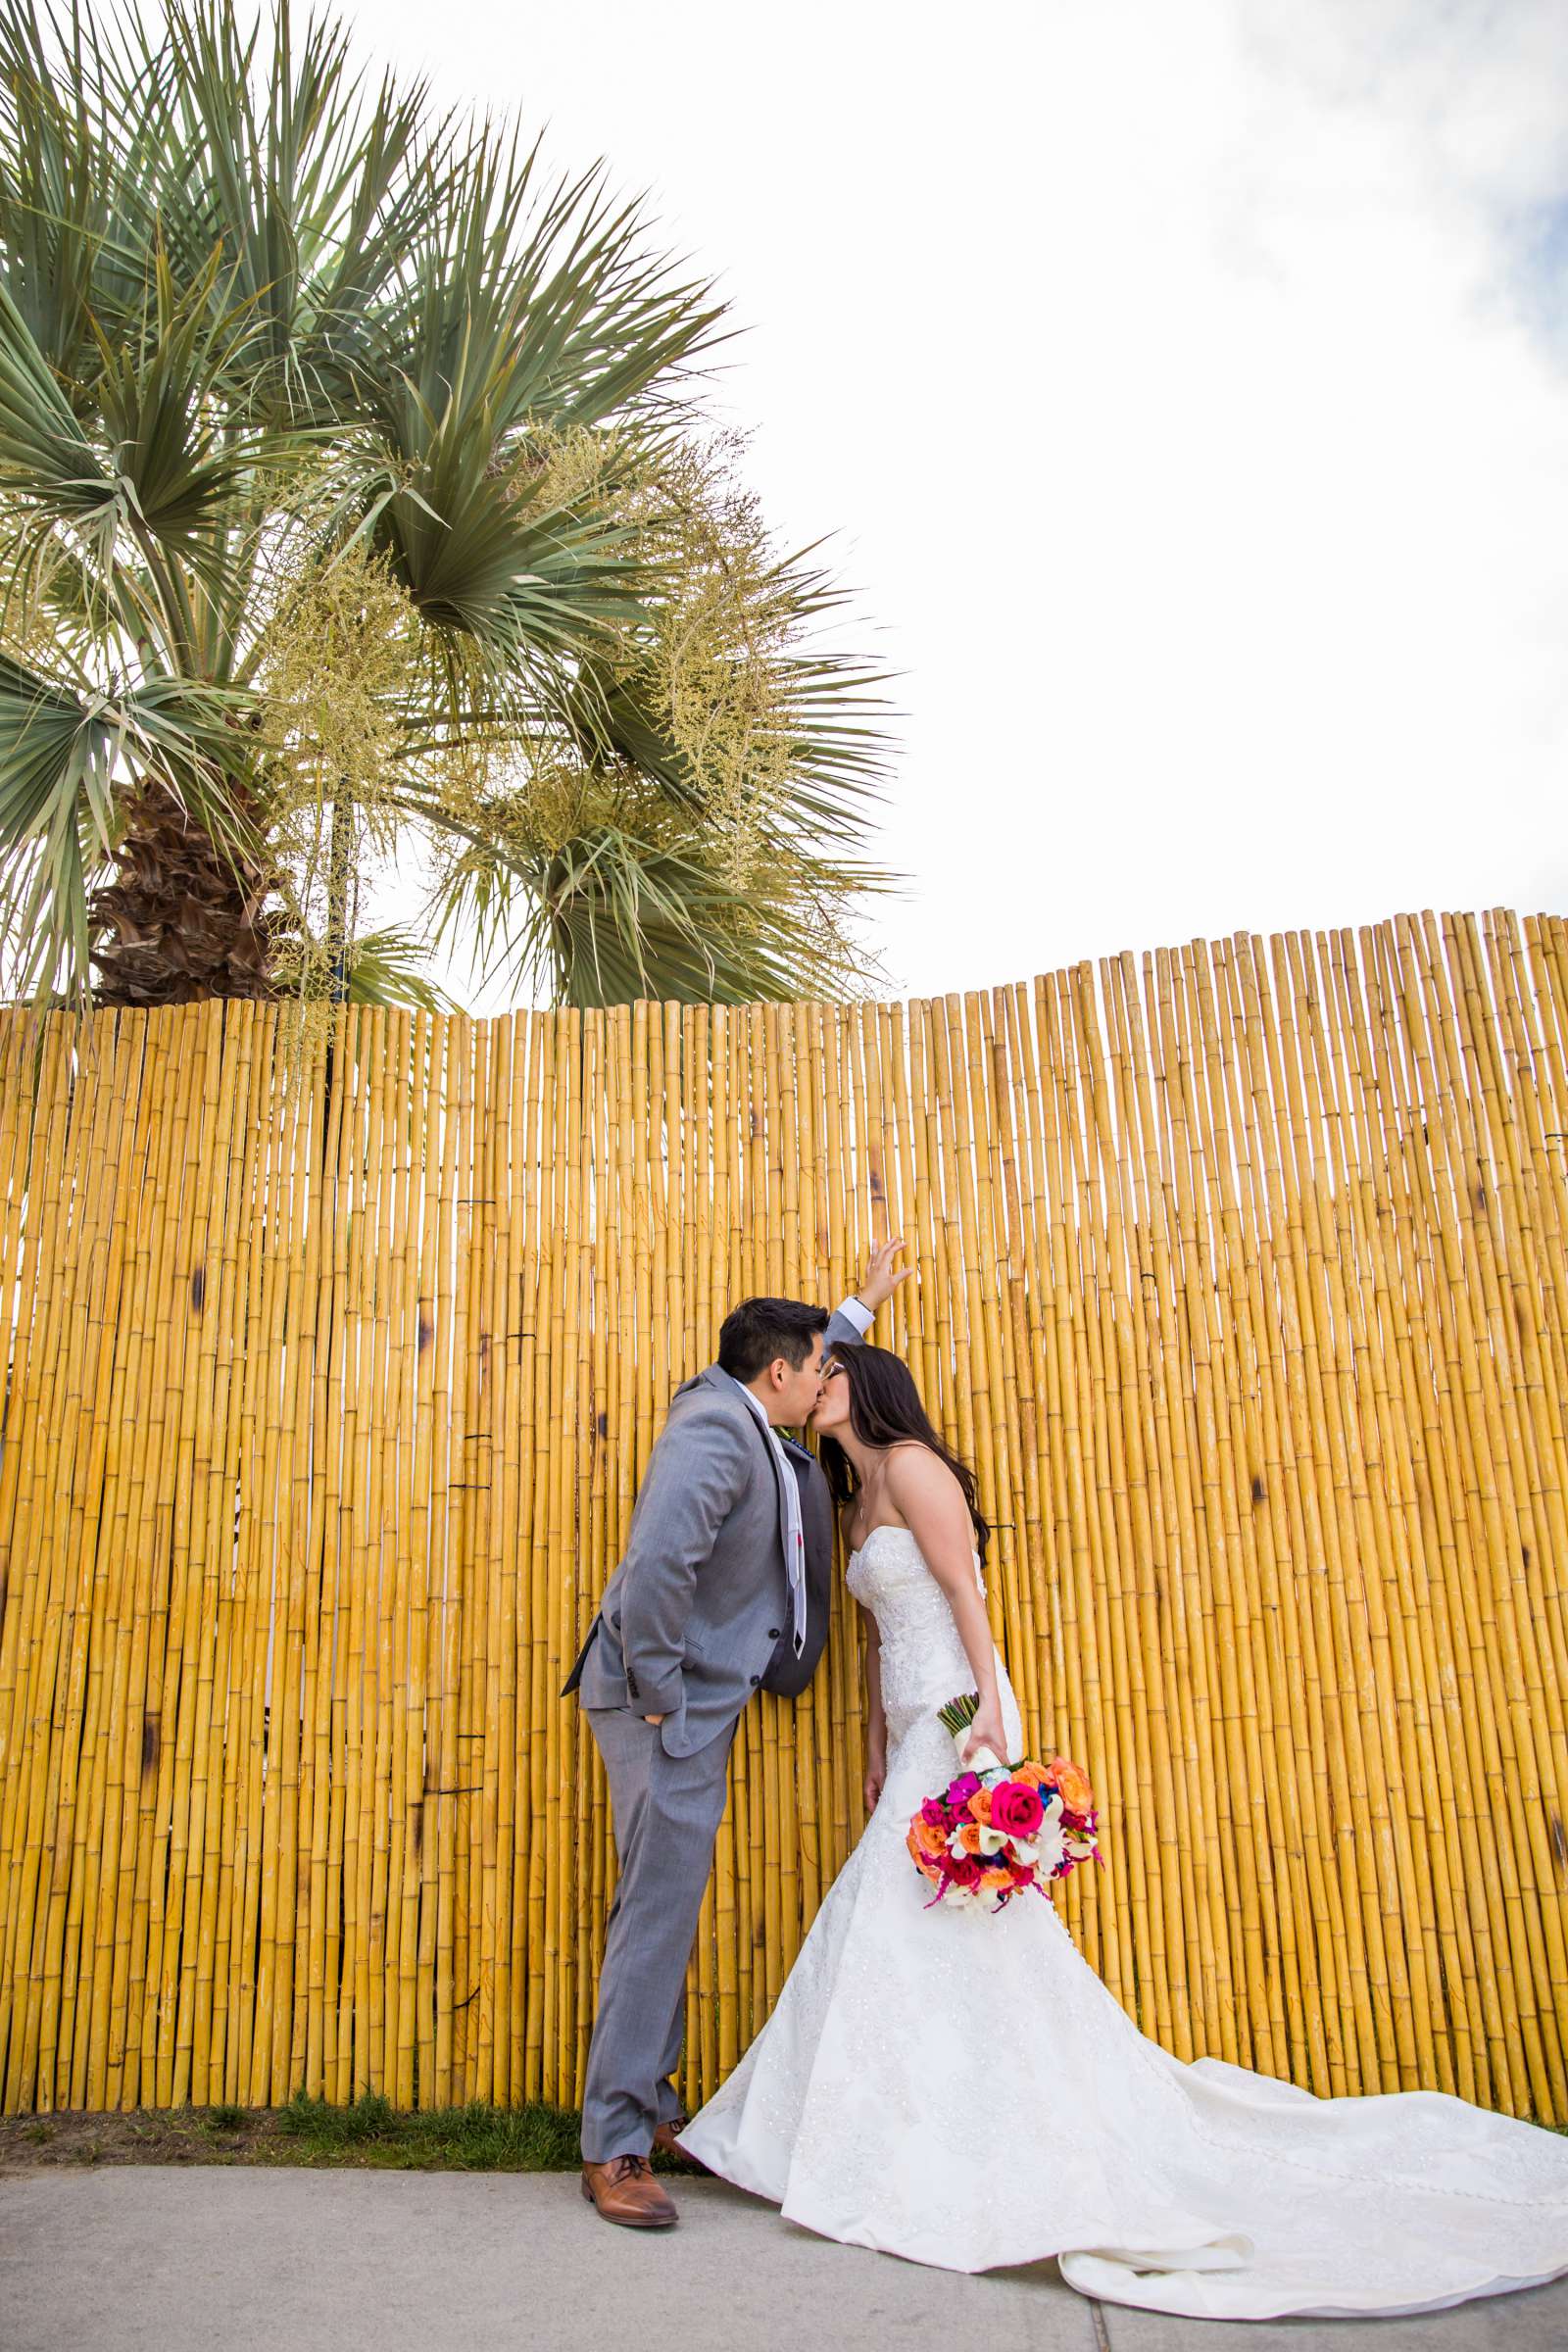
[[562, 1304, 865, 1756]]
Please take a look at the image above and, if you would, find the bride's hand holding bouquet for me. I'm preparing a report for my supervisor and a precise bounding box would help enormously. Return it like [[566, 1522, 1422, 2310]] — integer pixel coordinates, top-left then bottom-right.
[[957, 1697, 1009, 1774], [906, 1691, 1102, 1913]]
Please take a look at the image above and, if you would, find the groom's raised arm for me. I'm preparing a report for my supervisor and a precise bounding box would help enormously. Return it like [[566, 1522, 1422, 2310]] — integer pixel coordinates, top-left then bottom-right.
[[616, 1397, 755, 1718]]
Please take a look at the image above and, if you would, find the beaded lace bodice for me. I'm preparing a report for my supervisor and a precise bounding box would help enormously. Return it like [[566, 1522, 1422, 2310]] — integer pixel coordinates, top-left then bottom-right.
[[845, 1523, 1020, 1750]]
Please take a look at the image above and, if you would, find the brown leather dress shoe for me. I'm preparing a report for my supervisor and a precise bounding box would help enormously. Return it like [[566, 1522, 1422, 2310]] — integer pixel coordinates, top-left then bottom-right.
[[653, 2119, 710, 2173], [580, 2154, 678, 2229]]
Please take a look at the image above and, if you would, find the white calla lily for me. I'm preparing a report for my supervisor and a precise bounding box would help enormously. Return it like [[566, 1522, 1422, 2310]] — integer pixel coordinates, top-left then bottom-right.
[[1032, 1815, 1067, 1876]]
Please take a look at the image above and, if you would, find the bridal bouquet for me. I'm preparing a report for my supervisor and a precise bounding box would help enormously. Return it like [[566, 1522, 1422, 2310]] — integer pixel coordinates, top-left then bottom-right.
[[906, 1692, 1102, 1913]]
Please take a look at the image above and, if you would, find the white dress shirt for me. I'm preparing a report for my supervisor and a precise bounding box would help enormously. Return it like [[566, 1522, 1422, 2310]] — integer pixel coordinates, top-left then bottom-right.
[[725, 1298, 873, 1659]]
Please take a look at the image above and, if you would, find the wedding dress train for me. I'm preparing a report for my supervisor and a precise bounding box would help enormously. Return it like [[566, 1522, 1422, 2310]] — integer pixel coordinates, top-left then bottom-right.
[[677, 1525, 1568, 2319]]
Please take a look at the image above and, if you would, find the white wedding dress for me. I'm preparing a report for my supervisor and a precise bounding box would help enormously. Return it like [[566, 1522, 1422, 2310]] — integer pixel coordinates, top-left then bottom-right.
[[677, 1525, 1568, 2319]]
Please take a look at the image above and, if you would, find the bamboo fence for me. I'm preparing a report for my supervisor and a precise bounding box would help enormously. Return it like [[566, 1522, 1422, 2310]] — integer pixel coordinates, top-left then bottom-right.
[[0, 909, 1566, 2124]]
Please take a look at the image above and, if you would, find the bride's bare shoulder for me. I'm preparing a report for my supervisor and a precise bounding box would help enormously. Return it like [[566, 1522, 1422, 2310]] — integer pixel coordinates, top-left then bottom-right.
[[884, 1443, 962, 1508]]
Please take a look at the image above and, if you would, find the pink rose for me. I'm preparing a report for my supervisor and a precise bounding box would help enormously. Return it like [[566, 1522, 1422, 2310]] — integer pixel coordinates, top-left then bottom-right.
[[989, 1779, 1046, 1839]]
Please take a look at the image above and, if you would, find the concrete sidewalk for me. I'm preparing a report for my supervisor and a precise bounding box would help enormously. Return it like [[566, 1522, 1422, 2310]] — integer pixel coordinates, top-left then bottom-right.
[[1, 2167, 1564, 2352]]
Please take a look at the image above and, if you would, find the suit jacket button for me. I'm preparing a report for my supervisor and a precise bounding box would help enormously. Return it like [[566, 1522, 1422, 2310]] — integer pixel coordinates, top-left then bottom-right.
[[768, 1627, 781, 1640], [750, 1673, 761, 1686]]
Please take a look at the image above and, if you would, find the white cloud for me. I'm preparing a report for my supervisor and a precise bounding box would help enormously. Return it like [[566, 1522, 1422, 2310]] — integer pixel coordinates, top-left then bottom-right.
[[355, 0, 1568, 1006]]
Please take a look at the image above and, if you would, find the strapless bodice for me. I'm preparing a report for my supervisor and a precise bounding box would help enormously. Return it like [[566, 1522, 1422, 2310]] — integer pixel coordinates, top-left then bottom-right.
[[845, 1524, 1018, 1749]]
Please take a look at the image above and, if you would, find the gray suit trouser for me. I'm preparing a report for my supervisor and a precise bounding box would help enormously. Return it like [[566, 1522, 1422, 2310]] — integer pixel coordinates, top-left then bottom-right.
[[580, 1703, 738, 2163]]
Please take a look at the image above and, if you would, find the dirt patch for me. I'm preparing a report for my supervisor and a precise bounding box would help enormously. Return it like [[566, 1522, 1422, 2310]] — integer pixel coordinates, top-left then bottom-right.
[[0, 2095, 632, 2176], [0, 2106, 312, 2172]]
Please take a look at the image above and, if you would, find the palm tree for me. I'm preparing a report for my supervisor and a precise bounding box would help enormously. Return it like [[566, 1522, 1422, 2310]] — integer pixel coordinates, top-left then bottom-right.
[[0, 0, 893, 1016]]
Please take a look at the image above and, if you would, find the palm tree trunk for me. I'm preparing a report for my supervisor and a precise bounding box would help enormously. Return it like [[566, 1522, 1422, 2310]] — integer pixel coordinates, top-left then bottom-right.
[[88, 777, 283, 1006]]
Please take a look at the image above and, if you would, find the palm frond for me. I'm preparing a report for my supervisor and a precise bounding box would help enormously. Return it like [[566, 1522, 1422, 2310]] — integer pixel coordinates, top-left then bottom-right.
[[407, 777, 896, 1009], [341, 919, 461, 1010]]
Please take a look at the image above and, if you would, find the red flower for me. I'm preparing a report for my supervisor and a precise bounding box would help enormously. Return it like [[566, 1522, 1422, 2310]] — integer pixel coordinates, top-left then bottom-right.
[[990, 1779, 1046, 1838]]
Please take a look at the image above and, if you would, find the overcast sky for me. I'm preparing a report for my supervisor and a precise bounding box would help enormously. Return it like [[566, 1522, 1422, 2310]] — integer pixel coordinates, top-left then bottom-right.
[[359, 0, 1568, 1010]]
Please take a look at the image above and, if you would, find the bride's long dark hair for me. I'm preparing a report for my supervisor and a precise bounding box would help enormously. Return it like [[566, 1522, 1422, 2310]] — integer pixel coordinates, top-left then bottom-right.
[[817, 1345, 990, 1566]]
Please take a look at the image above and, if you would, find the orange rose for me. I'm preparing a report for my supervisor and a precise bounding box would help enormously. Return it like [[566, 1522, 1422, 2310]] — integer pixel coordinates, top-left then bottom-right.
[[979, 1862, 1013, 1893], [1011, 1761, 1052, 1791], [964, 1787, 994, 1826], [906, 1836, 942, 1884], [1046, 1755, 1095, 1815], [909, 1815, 948, 1860], [956, 1821, 985, 1853]]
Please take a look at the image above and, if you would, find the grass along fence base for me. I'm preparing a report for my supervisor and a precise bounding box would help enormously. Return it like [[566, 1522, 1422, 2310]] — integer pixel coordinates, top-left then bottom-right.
[[0, 908, 1565, 2122]]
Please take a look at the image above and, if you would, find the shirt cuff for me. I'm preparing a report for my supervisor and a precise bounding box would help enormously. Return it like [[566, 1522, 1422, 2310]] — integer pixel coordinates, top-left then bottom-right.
[[835, 1295, 874, 1337]]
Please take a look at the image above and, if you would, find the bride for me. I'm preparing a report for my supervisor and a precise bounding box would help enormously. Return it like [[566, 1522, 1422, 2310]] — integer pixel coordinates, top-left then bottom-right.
[[676, 1343, 1568, 2320]]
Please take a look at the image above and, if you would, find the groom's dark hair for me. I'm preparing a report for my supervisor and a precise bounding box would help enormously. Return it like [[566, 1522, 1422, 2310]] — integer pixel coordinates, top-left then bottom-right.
[[718, 1297, 829, 1382]]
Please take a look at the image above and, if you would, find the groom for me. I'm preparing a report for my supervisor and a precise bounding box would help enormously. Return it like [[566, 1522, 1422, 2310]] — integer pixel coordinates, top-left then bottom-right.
[[563, 1241, 907, 2229]]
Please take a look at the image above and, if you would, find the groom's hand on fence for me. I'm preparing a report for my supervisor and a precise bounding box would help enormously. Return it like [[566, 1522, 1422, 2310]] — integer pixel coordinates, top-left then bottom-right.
[[858, 1234, 911, 1313]]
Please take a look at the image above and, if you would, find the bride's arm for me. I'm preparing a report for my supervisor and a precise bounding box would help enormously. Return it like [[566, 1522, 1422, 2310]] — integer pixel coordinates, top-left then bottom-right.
[[858, 1599, 887, 1811], [885, 1447, 1006, 1768]]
